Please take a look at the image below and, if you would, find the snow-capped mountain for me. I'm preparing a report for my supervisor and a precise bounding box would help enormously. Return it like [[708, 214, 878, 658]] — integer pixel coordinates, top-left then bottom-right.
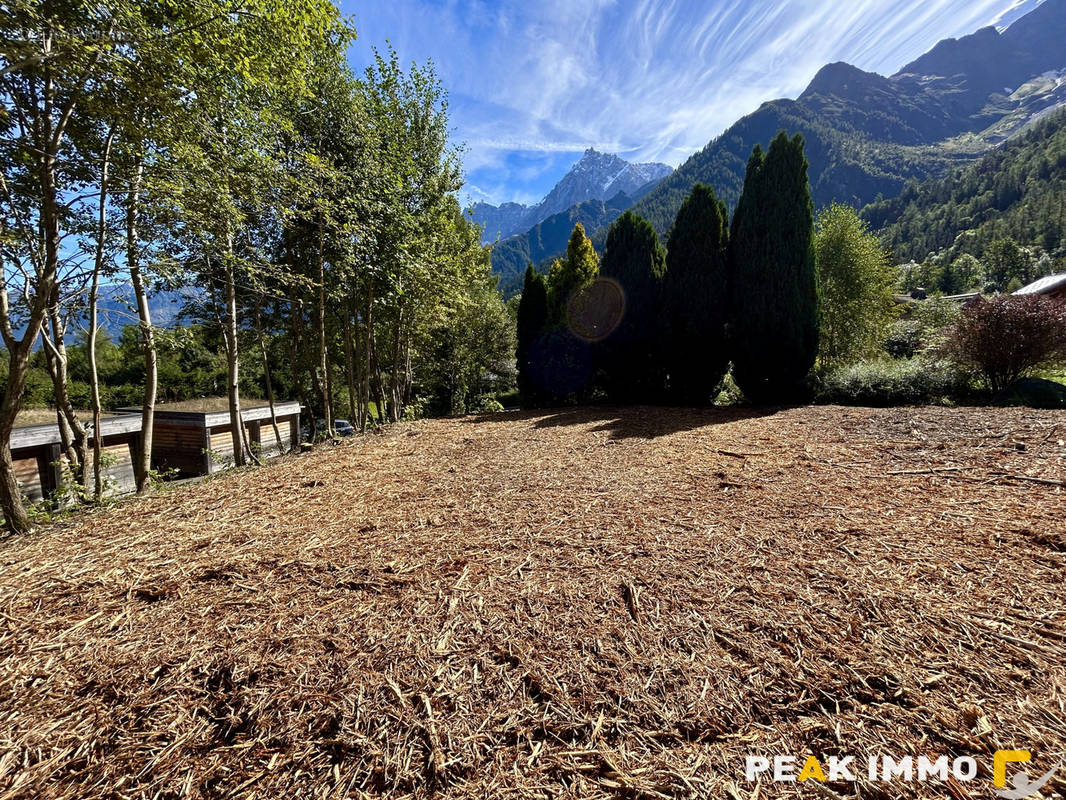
[[469, 150, 671, 244]]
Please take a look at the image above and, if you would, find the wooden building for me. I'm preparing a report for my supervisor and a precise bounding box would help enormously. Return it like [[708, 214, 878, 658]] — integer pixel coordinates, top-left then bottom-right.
[[10, 415, 143, 502], [120, 402, 302, 477]]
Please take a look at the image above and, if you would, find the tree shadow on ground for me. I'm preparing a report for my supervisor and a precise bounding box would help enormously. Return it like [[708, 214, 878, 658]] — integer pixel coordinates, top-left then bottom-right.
[[462, 405, 783, 440]]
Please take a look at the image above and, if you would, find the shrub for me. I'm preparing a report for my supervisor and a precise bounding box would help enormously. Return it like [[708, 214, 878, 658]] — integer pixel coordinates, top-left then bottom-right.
[[942, 295, 1066, 392], [885, 296, 964, 359], [470, 395, 504, 414], [884, 320, 922, 359], [814, 358, 969, 406], [713, 370, 746, 406], [913, 296, 961, 343]]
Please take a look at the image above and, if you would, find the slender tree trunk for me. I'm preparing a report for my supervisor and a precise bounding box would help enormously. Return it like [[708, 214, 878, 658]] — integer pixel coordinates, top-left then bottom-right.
[[403, 325, 414, 410], [360, 287, 373, 432], [254, 300, 283, 451], [315, 222, 333, 436], [343, 301, 358, 425], [41, 331, 75, 460], [389, 308, 404, 423], [287, 234, 321, 439], [287, 291, 315, 444], [44, 305, 90, 494], [238, 404, 259, 466], [127, 161, 156, 493], [88, 127, 115, 501], [222, 256, 248, 468], [0, 342, 38, 531], [367, 306, 387, 425]]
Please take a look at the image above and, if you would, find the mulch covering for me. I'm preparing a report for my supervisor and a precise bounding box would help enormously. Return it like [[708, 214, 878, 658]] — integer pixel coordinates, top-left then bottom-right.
[[1, 405, 1064, 799]]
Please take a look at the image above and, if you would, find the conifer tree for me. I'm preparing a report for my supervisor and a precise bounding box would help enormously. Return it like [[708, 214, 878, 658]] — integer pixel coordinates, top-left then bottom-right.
[[730, 133, 819, 403], [547, 224, 599, 323], [598, 211, 666, 404], [516, 265, 548, 408], [663, 184, 730, 405], [530, 224, 600, 405]]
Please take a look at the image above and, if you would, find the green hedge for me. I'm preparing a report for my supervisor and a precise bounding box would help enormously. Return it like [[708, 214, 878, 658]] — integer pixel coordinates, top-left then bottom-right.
[[814, 358, 970, 406]]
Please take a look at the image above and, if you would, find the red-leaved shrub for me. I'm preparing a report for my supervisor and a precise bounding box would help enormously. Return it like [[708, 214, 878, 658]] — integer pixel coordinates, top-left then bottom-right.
[[943, 295, 1066, 392]]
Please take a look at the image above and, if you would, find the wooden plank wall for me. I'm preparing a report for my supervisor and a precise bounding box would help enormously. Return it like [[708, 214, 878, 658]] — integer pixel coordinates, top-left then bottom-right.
[[257, 420, 294, 457], [13, 442, 136, 502], [207, 424, 258, 470], [152, 424, 210, 475], [13, 457, 43, 502], [89, 442, 138, 496]]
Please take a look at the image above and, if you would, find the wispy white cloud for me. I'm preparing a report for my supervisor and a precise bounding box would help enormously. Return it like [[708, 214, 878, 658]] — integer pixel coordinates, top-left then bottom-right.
[[341, 0, 1040, 205]]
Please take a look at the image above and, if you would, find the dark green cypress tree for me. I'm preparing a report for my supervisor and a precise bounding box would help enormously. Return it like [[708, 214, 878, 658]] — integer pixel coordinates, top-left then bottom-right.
[[516, 264, 548, 408], [598, 211, 666, 404], [663, 183, 730, 405], [729, 132, 819, 403]]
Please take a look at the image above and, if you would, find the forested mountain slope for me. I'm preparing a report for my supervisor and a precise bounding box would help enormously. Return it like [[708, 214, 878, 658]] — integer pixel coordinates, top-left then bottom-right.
[[862, 107, 1066, 262], [626, 0, 1066, 238], [492, 190, 653, 296]]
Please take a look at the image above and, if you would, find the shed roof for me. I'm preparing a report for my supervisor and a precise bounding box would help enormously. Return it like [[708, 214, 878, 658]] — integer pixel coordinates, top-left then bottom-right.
[[11, 414, 143, 452], [115, 402, 301, 429]]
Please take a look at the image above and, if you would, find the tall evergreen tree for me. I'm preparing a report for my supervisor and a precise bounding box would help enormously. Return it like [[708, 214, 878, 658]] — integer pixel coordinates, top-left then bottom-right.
[[730, 133, 819, 403], [530, 223, 600, 406], [598, 211, 666, 404], [547, 224, 599, 323], [663, 184, 730, 405], [516, 265, 548, 408]]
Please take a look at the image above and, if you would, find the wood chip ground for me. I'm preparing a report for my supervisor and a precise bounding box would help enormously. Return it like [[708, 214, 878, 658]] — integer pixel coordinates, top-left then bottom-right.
[[1, 406, 1064, 799]]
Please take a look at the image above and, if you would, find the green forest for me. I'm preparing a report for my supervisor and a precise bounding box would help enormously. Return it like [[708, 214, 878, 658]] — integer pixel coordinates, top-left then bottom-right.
[[863, 108, 1066, 265]]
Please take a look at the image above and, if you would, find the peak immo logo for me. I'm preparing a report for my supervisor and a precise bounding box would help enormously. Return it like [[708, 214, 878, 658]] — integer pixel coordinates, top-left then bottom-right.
[[745, 750, 1061, 798]]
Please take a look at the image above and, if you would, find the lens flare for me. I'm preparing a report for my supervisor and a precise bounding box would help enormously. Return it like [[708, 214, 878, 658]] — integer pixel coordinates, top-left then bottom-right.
[[566, 277, 625, 342]]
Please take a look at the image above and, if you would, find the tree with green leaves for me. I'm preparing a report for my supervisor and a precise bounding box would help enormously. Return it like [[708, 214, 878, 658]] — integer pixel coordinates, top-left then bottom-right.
[[983, 237, 1033, 291], [815, 204, 896, 367], [730, 133, 819, 403], [1, 5, 514, 532], [174, 1, 346, 467], [663, 184, 730, 405], [598, 211, 666, 404], [0, 1, 120, 530], [937, 253, 984, 295], [516, 266, 549, 408]]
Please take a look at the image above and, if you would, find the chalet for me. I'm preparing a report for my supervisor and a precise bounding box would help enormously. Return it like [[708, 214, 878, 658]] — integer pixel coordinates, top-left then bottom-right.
[[1013, 273, 1066, 303]]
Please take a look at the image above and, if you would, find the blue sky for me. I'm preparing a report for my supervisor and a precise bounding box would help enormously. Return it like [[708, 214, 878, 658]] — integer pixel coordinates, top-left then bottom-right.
[[340, 0, 1041, 207]]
